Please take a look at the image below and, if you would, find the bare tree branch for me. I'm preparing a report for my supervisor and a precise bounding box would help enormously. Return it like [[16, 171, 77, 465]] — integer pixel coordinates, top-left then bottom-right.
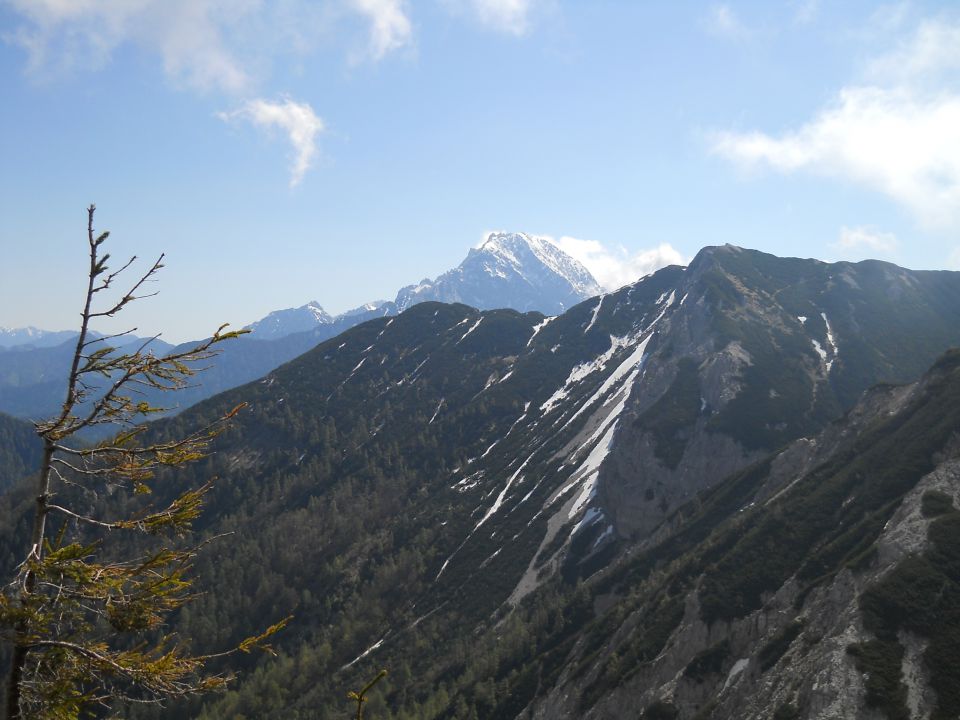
[[1, 206, 273, 720]]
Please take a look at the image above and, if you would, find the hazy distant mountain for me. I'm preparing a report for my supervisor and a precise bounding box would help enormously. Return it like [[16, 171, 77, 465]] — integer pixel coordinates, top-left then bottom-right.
[[0, 411, 40, 492], [245, 302, 334, 341], [244, 301, 393, 341], [245, 232, 602, 341], [0, 232, 601, 421], [0, 327, 78, 349], [336, 300, 394, 321], [0, 334, 176, 417], [50, 245, 959, 720]]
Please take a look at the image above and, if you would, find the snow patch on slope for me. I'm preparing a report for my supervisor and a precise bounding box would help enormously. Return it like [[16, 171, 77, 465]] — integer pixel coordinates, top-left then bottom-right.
[[821, 312, 838, 372], [342, 636, 386, 670], [474, 454, 534, 531], [457, 317, 484, 344], [540, 334, 637, 414], [527, 316, 556, 347], [585, 295, 604, 333]]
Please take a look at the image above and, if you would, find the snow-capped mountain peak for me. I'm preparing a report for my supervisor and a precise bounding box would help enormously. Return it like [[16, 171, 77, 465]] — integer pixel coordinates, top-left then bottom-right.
[[395, 231, 601, 314], [338, 300, 392, 319], [477, 232, 600, 299], [304, 301, 330, 323], [245, 301, 334, 340], [245, 231, 602, 342], [0, 326, 78, 349]]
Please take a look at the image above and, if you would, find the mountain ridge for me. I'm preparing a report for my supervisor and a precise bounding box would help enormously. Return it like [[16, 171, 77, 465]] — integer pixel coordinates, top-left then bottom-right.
[[35, 245, 953, 719]]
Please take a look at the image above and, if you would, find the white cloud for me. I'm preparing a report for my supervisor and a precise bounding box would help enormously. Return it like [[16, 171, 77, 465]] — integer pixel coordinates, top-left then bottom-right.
[[348, 0, 413, 60], [865, 2, 912, 37], [5, 0, 257, 93], [711, 17, 960, 230], [471, 0, 535, 35], [219, 99, 325, 187], [835, 226, 899, 257], [442, 0, 538, 35], [5, 1, 414, 185], [704, 4, 749, 39], [867, 18, 960, 88], [543, 235, 688, 290], [5, 0, 412, 91]]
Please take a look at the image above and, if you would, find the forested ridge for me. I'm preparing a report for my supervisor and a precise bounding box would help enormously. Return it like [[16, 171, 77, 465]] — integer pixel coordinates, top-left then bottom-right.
[[0, 413, 39, 494]]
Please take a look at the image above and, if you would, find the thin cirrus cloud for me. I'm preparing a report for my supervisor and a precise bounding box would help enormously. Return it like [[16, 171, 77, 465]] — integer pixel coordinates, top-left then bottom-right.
[[218, 99, 325, 188], [542, 235, 688, 290], [470, 0, 537, 35], [4, 0, 414, 186], [440, 0, 539, 36], [835, 226, 899, 258], [703, 4, 750, 40], [5, 0, 255, 94], [710, 17, 960, 230], [4, 0, 549, 185], [792, 0, 820, 25], [348, 0, 413, 60], [4, 0, 415, 87]]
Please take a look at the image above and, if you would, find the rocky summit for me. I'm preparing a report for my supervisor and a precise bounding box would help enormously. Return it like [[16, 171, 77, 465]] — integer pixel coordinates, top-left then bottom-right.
[[395, 232, 602, 315]]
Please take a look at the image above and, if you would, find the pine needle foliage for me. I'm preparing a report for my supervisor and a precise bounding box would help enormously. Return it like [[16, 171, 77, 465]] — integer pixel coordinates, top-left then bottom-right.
[[1, 206, 287, 720]]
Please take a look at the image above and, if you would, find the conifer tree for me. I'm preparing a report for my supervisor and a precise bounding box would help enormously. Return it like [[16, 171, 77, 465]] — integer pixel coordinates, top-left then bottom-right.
[[1, 206, 285, 719]]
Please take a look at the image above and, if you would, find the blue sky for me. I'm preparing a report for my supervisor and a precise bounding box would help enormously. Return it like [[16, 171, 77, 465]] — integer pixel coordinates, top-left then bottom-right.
[[1, 0, 959, 341]]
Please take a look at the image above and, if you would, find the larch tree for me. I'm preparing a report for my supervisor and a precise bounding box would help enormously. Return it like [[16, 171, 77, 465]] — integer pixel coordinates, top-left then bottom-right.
[[1, 206, 286, 720]]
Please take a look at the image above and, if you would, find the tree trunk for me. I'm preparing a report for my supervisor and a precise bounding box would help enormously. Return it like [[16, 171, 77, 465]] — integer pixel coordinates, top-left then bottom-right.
[[5, 441, 55, 719]]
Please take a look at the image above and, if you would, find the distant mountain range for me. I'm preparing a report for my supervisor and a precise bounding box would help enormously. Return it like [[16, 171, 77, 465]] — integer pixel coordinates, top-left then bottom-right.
[[0, 232, 600, 422], [245, 231, 602, 341], [0, 326, 112, 349]]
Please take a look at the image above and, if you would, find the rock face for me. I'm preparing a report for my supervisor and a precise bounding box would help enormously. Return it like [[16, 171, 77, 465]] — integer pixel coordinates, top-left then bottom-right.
[[527, 353, 960, 719], [592, 246, 960, 537]]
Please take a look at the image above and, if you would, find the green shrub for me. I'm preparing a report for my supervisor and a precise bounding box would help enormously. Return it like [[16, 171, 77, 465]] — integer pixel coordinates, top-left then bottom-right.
[[633, 357, 702, 469], [643, 699, 679, 719], [922, 490, 956, 518], [683, 639, 730, 682], [855, 507, 960, 720], [773, 702, 800, 720], [846, 640, 908, 719], [758, 620, 804, 672]]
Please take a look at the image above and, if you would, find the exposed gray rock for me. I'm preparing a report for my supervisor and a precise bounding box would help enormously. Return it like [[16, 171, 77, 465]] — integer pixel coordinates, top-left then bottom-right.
[[526, 356, 960, 720]]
